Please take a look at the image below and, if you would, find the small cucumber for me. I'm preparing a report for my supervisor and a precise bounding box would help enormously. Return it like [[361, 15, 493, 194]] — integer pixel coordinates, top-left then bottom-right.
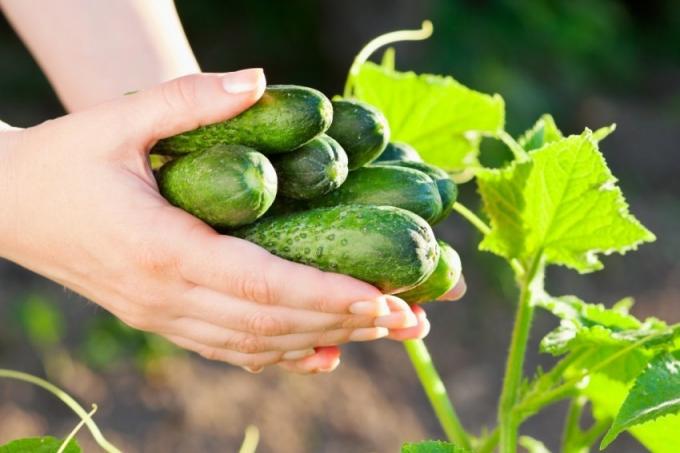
[[233, 205, 439, 293], [397, 241, 462, 304], [270, 134, 348, 200], [158, 144, 277, 228], [306, 166, 442, 224], [376, 160, 458, 224], [153, 85, 333, 155], [374, 142, 423, 163], [326, 98, 390, 169]]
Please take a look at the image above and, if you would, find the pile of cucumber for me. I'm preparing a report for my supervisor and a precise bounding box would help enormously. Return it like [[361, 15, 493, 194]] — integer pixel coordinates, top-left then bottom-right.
[[152, 85, 461, 303]]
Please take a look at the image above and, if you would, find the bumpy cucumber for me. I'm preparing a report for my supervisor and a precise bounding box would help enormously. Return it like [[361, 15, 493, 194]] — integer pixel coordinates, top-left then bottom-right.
[[397, 241, 462, 303], [270, 134, 348, 200], [376, 160, 458, 224], [374, 142, 423, 163], [306, 166, 442, 224], [233, 205, 439, 293], [153, 85, 333, 155], [158, 144, 277, 228], [326, 98, 390, 169]]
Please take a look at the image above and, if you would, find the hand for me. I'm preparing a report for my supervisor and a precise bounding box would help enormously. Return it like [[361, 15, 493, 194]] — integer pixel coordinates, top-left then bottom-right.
[[0, 69, 429, 374]]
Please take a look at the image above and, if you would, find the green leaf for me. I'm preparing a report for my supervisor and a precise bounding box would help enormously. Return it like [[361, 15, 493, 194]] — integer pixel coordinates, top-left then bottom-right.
[[517, 114, 615, 151], [517, 114, 564, 151], [477, 131, 655, 272], [582, 373, 680, 453], [353, 61, 505, 173], [518, 435, 552, 453], [401, 440, 469, 453], [601, 351, 680, 449], [0, 436, 80, 453]]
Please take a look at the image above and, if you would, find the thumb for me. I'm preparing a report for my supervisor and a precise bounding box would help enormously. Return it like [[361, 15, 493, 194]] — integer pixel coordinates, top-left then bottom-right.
[[117, 69, 266, 143]]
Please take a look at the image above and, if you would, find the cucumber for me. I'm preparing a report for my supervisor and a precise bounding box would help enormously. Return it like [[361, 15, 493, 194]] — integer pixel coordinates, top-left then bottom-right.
[[306, 166, 442, 224], [376, 160, 458, 224], [152, 85, 333, 155], [270, 134, 348, 200], [326, 99, 390, 169], [233, 205, 439, 293], [374, 142, 423, 163], [397, 241, 462, 303], [158, 144, 277, 228]]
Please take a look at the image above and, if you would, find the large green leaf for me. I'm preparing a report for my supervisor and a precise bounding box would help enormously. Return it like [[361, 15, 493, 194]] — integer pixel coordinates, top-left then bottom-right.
[[581, 373, 680, 452], [477, 131, 655, 272], [353, 61, 505, 173], [0, 437, 80, 453], [601, 351, 680, 449], [517, 114, 564, 151]]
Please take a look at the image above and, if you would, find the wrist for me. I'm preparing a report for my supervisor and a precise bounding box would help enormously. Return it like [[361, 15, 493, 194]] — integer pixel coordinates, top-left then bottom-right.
[[0, 130, 20, 259]]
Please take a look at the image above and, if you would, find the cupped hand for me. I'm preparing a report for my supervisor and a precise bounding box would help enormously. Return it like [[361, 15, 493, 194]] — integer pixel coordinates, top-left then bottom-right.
[[0, 70, 430, 374]]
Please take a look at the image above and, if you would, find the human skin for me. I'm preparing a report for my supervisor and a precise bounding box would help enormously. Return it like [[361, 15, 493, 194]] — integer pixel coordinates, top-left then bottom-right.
[[0, 0, 462, 374]]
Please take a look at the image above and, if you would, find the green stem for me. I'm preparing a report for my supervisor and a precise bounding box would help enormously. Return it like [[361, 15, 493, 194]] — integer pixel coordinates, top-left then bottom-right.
[[579, 417, 611, 449], [451, 202, 525, 277], [403, 339, 472, 450], [0, 369, 121, 453], [560, 396, 586, 453], [497, 253, 544, 453], [58, 405, 97, 453], [498, 131, 529, 162], [477, 428, 500, 453], [452, 202, 491, 235], [238, 425, 261, 453], [343, 20, 433, 97]]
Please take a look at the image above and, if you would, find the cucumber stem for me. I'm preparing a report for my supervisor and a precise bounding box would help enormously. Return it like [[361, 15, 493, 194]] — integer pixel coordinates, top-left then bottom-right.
[[0, 369, 121, 453], [343, 21, 433, 98], [403, 339, 472, 449]]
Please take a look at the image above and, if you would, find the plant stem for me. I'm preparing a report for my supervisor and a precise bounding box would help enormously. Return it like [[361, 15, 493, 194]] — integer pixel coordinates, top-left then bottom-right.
[[477, 428, 500, 453], [498, 131, 529, 162], [497, 253, 544, 453], [561, 396, 586, 452], [0, 369, 121, 453], [238, 425, 261, 453], [58, 404, 97, 453], [452, 202, 491, 235], [343, 20, 433, 97], [403, 339, 472, 450]]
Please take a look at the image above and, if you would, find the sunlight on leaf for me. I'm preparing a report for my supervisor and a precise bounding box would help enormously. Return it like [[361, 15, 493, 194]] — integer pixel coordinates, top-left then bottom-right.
[[478, 131, 655, 272], [0, 437, 80, 453], [401, 440, 469, 453], [353, 61, 504, 173]]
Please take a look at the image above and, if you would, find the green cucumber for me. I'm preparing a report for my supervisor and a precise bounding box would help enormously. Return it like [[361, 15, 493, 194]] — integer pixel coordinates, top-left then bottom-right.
[[326, 98, 390, 169], [397, 241, 462, 303], [306, 166, 442, 224], [158, 144, 276, 228], [233, 205, 439, 293], [270, 134, 348, 200], [152, 85, 333, 155], [376, 160, 458, 224], [374, 142, 423, 163]]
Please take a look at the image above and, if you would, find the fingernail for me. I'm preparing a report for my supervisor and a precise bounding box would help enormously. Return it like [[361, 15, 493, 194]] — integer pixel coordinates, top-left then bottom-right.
[[318, 357, 341, 373], [349, 327, 389, 342], [375, 311, 418, 329], [242, 365, 264, 374], [222, 68, 265, 94], [349, 297, 389, 316], [283, 349, 316, 360]]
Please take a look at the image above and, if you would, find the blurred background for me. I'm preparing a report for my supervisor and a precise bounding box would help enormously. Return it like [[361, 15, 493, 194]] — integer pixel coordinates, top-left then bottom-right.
[[1, 0, 678, 451]]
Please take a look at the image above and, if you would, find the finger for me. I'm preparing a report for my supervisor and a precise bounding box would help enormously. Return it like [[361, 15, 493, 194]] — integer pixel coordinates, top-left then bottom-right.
[[278, 346, 342, 374], [438, 274, 467, 301], [165, 334, 283, 368], [387, 305, 431, 341], [181, 286, 384, 336], [375, 296, 418, 329], [169, 316, 388, 354], [178, 233, 388, 315], [105, 69, 266, 145]]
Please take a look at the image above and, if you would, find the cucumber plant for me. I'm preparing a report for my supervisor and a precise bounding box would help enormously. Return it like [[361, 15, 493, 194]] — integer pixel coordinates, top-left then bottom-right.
[[344, 22, 679, 453]]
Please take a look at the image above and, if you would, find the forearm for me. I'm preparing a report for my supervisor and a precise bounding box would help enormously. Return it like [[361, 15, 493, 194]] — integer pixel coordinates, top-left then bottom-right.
[[0, 125, 20, 260], [0, 0, 200, 111]]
